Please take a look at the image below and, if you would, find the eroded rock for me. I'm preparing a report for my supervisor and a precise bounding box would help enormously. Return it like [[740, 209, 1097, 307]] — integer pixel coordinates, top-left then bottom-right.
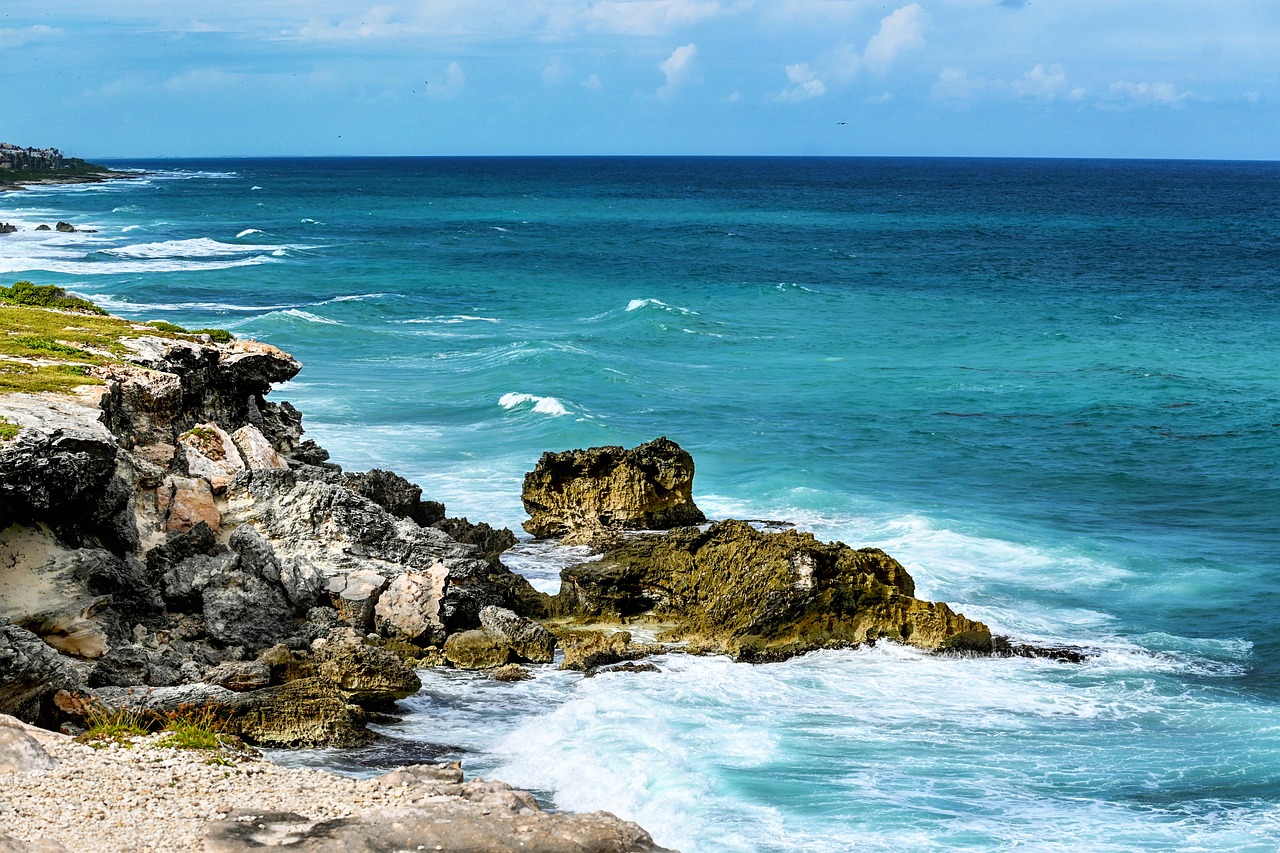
[[554, 519, 991, 661], [522, 436, 706, 541]]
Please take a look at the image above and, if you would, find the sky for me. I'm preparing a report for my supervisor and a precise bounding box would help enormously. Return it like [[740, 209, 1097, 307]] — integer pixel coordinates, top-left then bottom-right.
[[2, 1, 1278, 159]]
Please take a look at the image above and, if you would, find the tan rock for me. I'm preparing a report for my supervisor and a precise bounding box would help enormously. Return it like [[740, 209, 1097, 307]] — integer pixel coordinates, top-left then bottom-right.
[[179, 422, 244, 489], [162, 475, 220, 533], [232, 424, 289, 470], [373, 564, 448, 646], [522, 436, 706, 540], [0, 724, 59, 774]]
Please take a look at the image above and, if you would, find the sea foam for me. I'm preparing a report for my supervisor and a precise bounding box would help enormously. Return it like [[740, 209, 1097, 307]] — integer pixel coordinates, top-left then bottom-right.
[[498, 392, 570, 417]]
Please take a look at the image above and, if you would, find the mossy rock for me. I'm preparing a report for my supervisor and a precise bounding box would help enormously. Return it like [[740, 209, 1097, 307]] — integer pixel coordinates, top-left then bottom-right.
[[552, 519, 990, 661]]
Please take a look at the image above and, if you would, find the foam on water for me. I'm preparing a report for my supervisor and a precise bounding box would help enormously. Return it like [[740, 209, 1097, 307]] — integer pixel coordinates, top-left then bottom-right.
[[103, 237, 281, 258], [624, 297, 700, 315], [235, 228, 264, 238], [498, 392, 570, 417]]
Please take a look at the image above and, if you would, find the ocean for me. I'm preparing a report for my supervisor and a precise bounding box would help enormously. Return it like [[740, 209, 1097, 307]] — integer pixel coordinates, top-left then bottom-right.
[[3, 156, 1279, 851]]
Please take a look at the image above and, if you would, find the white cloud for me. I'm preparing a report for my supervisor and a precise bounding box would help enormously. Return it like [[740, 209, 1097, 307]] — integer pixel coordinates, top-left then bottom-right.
[[542, 57, 573, 88], [772, 63, 826, 102], [656, 43, 698, 100], [1109, 80, 1192, 107], [931, 67, 985, 103], [862, 3, 927, 74], [582, 73, 603, 91], [585, 0, 730, 36], [162, 69, 248, 92], [823, 41, 862, 85], [425, 61, 466, 99], [1012, 64, 1085, 102], [0, 24, 59, 49]]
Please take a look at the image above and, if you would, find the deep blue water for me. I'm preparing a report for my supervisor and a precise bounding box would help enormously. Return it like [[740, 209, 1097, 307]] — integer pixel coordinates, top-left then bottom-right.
[[4, 157, 1279, 851]]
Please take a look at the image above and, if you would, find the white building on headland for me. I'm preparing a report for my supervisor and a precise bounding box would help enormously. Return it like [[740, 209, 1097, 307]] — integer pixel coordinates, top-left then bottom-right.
[[0, 143, 66, 171]]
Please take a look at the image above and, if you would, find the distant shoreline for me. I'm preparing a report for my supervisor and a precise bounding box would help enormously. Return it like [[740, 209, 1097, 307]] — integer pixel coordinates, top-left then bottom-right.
[[0, 169, 135, 193]]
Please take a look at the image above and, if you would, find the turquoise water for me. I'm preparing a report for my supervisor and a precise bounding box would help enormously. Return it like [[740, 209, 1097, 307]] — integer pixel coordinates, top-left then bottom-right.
[[4, 157, 1280, 851]]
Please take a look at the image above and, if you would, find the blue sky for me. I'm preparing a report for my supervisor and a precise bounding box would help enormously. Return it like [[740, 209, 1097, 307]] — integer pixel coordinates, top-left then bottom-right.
[[2, 1, 1277, 159]]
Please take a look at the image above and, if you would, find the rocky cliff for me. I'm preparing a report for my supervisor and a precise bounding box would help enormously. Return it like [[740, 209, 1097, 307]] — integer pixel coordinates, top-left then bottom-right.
[[0, 299, 542, 745]]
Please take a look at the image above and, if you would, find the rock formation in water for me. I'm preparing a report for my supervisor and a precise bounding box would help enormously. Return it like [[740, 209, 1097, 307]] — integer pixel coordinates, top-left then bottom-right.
[[551, 518, 992, 661], [522, 436, 707, 544], [0, 303, 540, 744]]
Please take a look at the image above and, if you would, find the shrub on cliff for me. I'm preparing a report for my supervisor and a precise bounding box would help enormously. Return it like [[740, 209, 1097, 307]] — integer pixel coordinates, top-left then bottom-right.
[[0, 281, 105, 314]]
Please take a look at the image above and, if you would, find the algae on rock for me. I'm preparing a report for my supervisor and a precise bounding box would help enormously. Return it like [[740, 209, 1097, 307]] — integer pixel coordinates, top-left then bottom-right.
[[554, 519, 991, 661]]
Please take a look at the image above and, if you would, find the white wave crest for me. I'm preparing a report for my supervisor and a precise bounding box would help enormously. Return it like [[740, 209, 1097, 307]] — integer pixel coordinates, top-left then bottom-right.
[[105, 237, 277, 259], [319, 293, 386, 304], [499, 392, 569, 417], [235, 228, 263, 238], [402, 314, 500, 325], [626, 298, 699, 316], [0, 256, 273, 276], [279, 309, 341, 325]]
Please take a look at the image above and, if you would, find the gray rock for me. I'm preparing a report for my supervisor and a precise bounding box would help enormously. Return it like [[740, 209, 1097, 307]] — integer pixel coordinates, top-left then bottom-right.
[[204, 660, 272, 692], [0, 725, 58, 774], [205, 801, 675, 853], [203, 568, 296, 651]]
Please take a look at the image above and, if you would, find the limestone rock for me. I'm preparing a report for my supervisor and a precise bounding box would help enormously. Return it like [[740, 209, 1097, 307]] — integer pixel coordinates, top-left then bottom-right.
[[554, 519, 991, 661], [442, 629, 513, 670], [0, 620, 83, 721], [178, 422, 243, 489], [373, 566, 448, 646], [0, 720, 59, 774], [434, 515, 518, 565], [479, 605, 556, 664], [326, 570, 388, 630], [160, 475, 220, 534], [205, 802, 674, 853], [557, 630, 649, 672], [0, 417, 118, 527], [86, 679, 373, 748], [491, 663, 532, 682], [313, 639, 421, 705], [522, 436, 706, 540], [204, 660, 272, 692], [232, 424, 289, 470]]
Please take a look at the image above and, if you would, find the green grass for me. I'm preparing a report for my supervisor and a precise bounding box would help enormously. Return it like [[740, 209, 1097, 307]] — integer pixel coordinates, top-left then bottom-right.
[[0, 281, 106, 315], [0, 285, 233, 395], [0, 416, 17, 441], [76, 706, 149, 749], [155, 707, 230, 752]]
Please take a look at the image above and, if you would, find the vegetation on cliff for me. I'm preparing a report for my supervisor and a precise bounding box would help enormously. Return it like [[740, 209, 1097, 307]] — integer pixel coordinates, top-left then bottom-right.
[[0, 283, 232, 395]]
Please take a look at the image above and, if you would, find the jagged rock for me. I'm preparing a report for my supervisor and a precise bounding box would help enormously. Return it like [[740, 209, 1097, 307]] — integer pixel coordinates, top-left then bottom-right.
[[178, 422, 244, 489], [601, 661, 661, 674], [522, 436, 706, 541], [232, 424, 288, 470], [0, 419, 118, 526], [342, 469, 436, 527], [87, 644, 179, 687], [326, 569, 388, 630], [373, 566, 448, 646], [204, 660, 272, 692], [491, 663, 532, 682], [442, 606, 557, 670], [478, 606, 556, 664], [554, 519, 991, 662], [203, 566, 297, 651], [434, 516, 518, 565], [313, 639, 421, 705], [228, 524, 322, 612], [224, 468, 544, 631], [557, 629, 650, 672], [0, 620, 83, 721], [0, 222, 16, 234], [55, 221, 75, 232], [254, 400, 304, 454], [159, 475, 220, 534]]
